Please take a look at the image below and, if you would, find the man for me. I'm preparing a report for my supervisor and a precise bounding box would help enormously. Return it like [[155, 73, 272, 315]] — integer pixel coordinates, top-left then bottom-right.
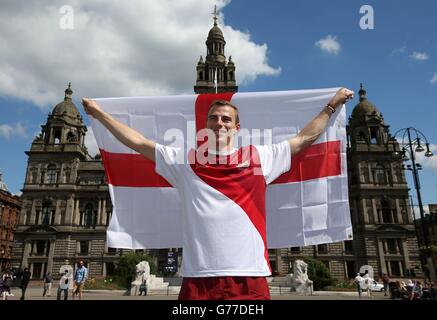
[[43, 271, 53, 297], [82, 87, 353, 300], [19, 267, 31, 300], [73, 260, 87, 300], [354, 273, 363, 298], [382, 273, 390, 296], [57, 270, 70, 300]]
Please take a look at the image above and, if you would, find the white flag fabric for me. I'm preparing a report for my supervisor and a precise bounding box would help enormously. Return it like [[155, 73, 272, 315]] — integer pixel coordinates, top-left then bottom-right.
[[91, 88, 352, 249]]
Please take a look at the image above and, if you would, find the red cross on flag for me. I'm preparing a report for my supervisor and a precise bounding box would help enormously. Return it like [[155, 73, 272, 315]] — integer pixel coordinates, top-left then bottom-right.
[[91, 88, 352, 250]]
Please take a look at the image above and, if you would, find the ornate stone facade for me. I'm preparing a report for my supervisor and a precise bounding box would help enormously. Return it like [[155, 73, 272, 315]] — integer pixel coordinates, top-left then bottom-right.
[[11, 84, 119, 279], [0, 172, 21, 271]]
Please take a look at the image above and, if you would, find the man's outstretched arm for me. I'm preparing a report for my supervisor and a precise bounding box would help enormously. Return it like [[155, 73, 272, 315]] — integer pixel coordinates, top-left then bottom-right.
[[289, 87, 354, 156], [82, 98, 156, 161]]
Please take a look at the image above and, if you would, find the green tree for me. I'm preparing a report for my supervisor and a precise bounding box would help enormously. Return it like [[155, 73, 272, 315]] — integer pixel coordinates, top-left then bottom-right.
[[303, 257, 335, 290], [115, 252, 157, 289]]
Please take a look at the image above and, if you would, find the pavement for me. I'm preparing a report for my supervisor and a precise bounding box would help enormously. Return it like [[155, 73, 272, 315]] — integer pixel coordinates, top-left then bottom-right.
[[2, 283, 389, 300]]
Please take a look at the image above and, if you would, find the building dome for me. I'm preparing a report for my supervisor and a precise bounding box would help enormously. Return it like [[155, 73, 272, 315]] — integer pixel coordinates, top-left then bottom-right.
[[351, 84, 381, 118], [51, 83, 80, 119], [208, 25, 224, 39]]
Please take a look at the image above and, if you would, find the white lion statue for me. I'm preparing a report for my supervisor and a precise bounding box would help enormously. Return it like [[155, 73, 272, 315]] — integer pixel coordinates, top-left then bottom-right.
[[132, 261, 150, 287], [288, 260, 313, 295]]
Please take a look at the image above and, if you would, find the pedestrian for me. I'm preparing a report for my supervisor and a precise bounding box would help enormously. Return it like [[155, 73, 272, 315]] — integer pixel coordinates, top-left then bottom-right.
[[57, 270, 70, 300], [72, 260, 88, 300], [382, 273, 390, 296], [1, 268, 13, 300], [354, 273, 363, 298], [82, 87, 354, 300], [19, 267, 32, 300], [43, 272, 53, 297]]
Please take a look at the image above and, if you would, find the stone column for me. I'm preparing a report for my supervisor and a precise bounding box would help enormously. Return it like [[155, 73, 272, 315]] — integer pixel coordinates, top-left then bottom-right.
[[74, 199, 80, 225], [372, 198, 378, 223], [377, 239, 387, 274], [22, 240, 31, 268], [97, 198, 101, 226], [102, 261, 107, 277], [65, 195, 74, 225], [401, 239, 411, 277], [102, 199, 107, 225], [55, 199, 62, 225], [363, 198, 369, 223], [29, 199, 37, 224], [46, 239, 56, 274]]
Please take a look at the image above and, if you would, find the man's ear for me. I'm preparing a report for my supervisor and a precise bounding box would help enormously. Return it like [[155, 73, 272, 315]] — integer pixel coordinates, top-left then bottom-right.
[[235, 123, 241, 131]]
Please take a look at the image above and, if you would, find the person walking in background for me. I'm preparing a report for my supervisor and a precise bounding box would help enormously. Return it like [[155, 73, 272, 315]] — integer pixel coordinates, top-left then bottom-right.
[[354, 273, 363, 298], [382, 273, 390, 296], [43, 272, 53, 297], [19, 267, 31, 300], [57, 270, 70, 300]]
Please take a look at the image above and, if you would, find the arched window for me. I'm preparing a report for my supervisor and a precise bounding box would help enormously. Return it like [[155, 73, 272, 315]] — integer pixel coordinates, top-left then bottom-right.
[[54, 130, 62, 144], [370, 129, 378, 144]]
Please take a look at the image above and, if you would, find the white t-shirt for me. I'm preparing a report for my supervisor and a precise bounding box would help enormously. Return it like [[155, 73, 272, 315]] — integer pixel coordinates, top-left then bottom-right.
[[155, 141, 291, 277]]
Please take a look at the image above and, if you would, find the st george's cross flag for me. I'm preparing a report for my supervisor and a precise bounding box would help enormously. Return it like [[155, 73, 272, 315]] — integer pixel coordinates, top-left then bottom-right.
[[91, 88, 352, 250]]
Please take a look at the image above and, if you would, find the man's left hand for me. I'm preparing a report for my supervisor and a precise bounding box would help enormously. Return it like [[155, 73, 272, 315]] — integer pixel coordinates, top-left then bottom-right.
[[329, 87, 354, 109]]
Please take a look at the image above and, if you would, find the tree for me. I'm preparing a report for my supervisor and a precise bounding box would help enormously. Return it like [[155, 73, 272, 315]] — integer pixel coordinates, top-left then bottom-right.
[[115, 252, 157, 290], [303, 257, 335, 290]]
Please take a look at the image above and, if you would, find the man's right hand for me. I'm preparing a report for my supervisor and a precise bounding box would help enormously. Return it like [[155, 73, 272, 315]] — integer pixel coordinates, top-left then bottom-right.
[[82, 98, 103, 119]]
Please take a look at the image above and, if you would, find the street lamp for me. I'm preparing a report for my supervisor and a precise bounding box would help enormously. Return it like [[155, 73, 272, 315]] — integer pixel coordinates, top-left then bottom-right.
[[391, 127, 434, 280]]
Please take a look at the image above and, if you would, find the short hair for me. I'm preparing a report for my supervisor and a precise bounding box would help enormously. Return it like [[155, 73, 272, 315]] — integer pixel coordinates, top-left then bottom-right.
[[207, 100, 240, 125]]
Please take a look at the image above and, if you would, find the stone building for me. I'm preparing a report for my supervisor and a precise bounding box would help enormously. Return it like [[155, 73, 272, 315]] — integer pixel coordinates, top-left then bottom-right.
[[11, 84, 118, 278], [0, 171, 22, 271], [11, 14, 422, 280]]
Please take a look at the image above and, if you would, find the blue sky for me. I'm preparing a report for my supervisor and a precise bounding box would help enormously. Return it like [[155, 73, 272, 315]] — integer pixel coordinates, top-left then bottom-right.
[[0, 0, 436, 209]]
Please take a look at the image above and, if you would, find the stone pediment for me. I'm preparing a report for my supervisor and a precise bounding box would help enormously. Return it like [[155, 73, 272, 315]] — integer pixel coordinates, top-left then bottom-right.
[[374, 224, 409, 232], [25, 225, 57, 233]]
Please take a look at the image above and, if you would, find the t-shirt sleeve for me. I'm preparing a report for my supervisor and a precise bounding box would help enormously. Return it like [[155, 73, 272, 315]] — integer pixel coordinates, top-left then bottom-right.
[[154, 143, 183, 187], [255, 141, 291, 185]]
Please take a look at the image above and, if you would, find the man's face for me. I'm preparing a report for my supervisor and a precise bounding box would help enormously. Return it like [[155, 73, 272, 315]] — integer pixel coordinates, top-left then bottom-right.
[[206, 105, 240, 148]]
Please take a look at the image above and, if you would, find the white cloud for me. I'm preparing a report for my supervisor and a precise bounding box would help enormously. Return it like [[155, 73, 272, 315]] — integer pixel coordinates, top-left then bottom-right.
[[410, 52, 429, 61], [431, 72, 437, 84], [84, 126, 99, 157], [0, 122, 27, 139], [390, 45, 406, 56], [315, 35, 341, 55], [0, 0, 280, 109]]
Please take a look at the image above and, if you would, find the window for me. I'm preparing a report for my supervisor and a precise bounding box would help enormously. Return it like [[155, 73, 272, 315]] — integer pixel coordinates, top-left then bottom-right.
[[84, 204, 94, 227], [290, 247, 301, 253], [317, 244, 328, 254], [374, 164, 386, 184], [381, 199, 392, 223], [42, 202, 51, 225], [344, 240, 353, 254], [36, 240, 46, 255], [107, 247, 117, 255], [54, 130, 61, 144], [79, 240, 89, 254], [370, 129, 378, 144], [386, 239, 398, 254], [46, 164, 57, 184]]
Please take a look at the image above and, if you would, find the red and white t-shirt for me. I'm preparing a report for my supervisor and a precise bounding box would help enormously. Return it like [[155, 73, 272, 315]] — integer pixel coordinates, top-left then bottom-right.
[[155, 141, 291, 277]]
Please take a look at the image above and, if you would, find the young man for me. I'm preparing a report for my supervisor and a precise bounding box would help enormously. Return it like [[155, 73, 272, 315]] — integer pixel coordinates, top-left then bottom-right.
[[73, 260, 88, 300], [82, 87, 353, 299]]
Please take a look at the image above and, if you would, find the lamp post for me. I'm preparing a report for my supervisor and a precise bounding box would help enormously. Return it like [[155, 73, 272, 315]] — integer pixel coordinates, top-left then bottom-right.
[[391, 127, 434, 281]]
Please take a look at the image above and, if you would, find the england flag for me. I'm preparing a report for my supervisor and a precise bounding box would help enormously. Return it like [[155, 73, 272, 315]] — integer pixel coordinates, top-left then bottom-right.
[[91, 88, 352, 250]]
